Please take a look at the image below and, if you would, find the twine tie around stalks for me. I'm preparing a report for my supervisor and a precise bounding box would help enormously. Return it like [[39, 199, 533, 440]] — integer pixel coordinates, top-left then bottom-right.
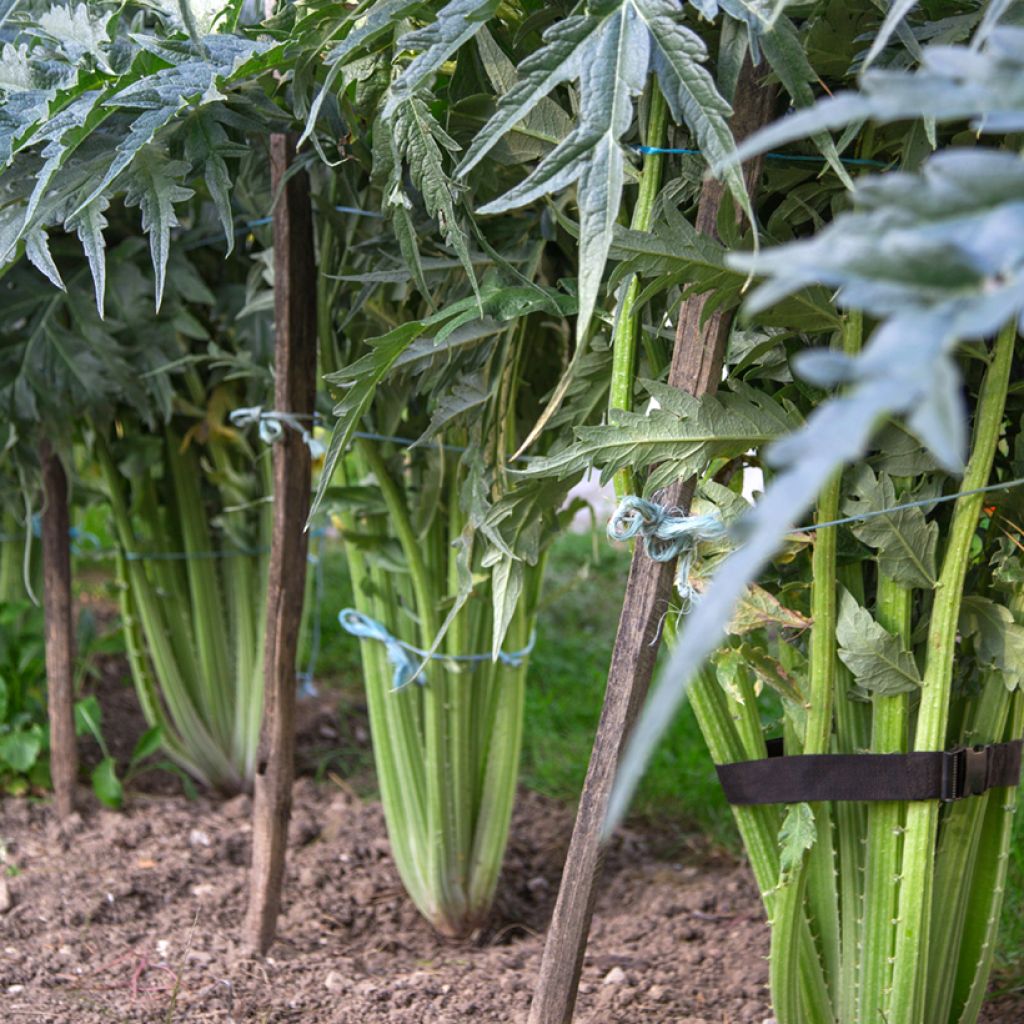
[[229, 406, 325, 458], [338, 609, 536, 691], [608, 495, 727, 609]]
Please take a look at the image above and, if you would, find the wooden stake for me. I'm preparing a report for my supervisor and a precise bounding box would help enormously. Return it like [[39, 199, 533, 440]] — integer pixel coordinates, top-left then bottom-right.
[[39, 439, 77, 820], [528, 62, 776, 1024], [243, 132, 318, 955]]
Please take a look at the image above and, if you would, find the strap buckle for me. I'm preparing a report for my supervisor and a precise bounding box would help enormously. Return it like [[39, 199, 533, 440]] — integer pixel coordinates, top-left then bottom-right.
[[941, 746, 990, 801]]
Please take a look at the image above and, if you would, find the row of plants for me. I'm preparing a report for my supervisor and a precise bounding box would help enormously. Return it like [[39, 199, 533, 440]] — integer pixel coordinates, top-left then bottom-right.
[[1, 0, 1022, 1018]]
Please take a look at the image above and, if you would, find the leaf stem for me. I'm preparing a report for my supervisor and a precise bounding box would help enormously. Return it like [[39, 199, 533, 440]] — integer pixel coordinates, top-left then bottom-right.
[[888, 320, 1017, 1024], [610, 80, 668, 500]]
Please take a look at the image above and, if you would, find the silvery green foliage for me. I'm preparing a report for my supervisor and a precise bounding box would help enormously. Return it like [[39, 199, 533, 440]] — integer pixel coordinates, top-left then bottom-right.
[[0, 1, 284, 312], [607, 24, 1024, 829], [521, 378, 797, 494], [455, 0, 750, 339], [306, 0, 780, 337], [726, 25, 1024, 161]]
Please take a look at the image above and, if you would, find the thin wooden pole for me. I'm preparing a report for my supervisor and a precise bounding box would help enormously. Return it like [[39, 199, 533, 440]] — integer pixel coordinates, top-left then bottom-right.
[[39, 439, 77, 820], [527, 62, 776, 1024], [243, 132, 318, 954]]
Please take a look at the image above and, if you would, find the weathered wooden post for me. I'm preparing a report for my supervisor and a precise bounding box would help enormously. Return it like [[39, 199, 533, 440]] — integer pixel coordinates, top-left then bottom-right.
[[39, 440, 77, 820], [243, 130, 318, 954], [527, 62, 776, 1024]]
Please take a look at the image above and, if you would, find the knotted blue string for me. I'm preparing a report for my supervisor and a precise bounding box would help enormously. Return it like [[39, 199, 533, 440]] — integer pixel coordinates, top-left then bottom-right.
[[338, 609, 536, 691], [229, 406, 326, 459], [608, 496, 728, 609]]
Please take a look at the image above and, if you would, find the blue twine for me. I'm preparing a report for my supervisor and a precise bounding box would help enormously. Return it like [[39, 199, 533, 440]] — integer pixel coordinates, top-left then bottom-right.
[[338, 608, 536, 691], [613, 475, 1024, 609], [230, 406, 326, 458], [608, 496, 727, 610], [632, 145, 890, 169], [298, 528, 326, 697]]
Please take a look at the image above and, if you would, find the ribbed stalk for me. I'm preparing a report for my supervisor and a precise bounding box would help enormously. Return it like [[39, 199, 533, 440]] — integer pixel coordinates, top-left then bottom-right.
[[951, 688, 1024, 1024], [689, 665, 834, 1024], [347, 440, 540, 936], [859, 567, 911, 1024], [888, 320, 1016, 1024], [95, 433, 242, 790], [925, 673, 1011, 1023], [609, 81, 668, 500]]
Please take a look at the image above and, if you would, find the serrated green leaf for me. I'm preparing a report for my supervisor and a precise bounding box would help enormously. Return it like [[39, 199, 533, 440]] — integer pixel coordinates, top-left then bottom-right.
[[300, 0, 423, 147], [458, 1, 744, 338], [836, 589, 922, 696], [24, 229, 64, 290], [779, 801, 816, 884], [416, 370, 492, 444], [380, 98, 478, 300], [123, 146, 195, 310], [522, 379, 796, 493], [959, 596, 1024, 691], [490, 554, 524, 658], [385, 0, 501, 116], [843, 467, 937, 589], [65, 196, 109, 315]]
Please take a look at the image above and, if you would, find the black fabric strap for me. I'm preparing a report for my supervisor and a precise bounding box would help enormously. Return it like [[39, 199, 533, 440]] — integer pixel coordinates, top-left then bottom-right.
[[716, 739, 1023, 806]]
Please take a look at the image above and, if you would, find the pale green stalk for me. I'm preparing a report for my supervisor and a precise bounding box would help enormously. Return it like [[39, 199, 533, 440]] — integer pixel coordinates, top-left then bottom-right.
[[346, 438, 542, 936], [888, 320, 1017, 1024], [688, 661, 833, 1024], [925, 673, 1011, 1023], [951, 688, 1024, 1024], [94, 424, 269, 793], [96, 434, 242, 790], [858, 568, 911, 1024], [835, 561, 868, 1024], [610, 82, 668, 500]]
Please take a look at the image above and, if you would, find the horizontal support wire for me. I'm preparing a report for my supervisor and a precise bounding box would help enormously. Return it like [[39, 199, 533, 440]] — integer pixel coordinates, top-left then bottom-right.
[[632, 144, 890, 169]]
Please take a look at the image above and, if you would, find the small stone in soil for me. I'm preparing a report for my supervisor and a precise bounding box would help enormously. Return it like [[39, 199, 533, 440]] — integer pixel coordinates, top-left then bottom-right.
[[324, 970, 346, 992], [603, 966, 628, 985], [188, 829, 211, 847]]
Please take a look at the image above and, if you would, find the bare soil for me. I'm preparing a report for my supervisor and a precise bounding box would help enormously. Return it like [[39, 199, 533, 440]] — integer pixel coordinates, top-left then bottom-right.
[[1, 661, 1021, 1023]]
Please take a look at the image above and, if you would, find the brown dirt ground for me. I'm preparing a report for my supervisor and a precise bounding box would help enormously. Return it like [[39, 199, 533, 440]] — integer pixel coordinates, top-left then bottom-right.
[[1, 658, 1022, 1023]]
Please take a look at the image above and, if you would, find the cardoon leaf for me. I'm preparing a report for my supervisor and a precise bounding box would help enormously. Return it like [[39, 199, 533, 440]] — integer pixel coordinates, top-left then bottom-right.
[[864, 0, 920, 68], [836, 590, 922, 696], [458, 1, 745, 337], [779, 802, 816, 884], [123, 147, 195, 310], [842, 467, 938, 589], [24, 229, 64, 291], [523, 379, 796, 493], [385, 0, 501, 117], [383, 98, 478, 299], [300, 0, 423, 147], [959, 597, 1024, 691]]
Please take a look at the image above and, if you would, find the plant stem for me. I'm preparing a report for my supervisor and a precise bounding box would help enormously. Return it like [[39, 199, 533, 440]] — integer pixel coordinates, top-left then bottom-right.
[[609, 81, 668, 500], [859, 563, 911, 1024], [888, 320, 1016, 1024]]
